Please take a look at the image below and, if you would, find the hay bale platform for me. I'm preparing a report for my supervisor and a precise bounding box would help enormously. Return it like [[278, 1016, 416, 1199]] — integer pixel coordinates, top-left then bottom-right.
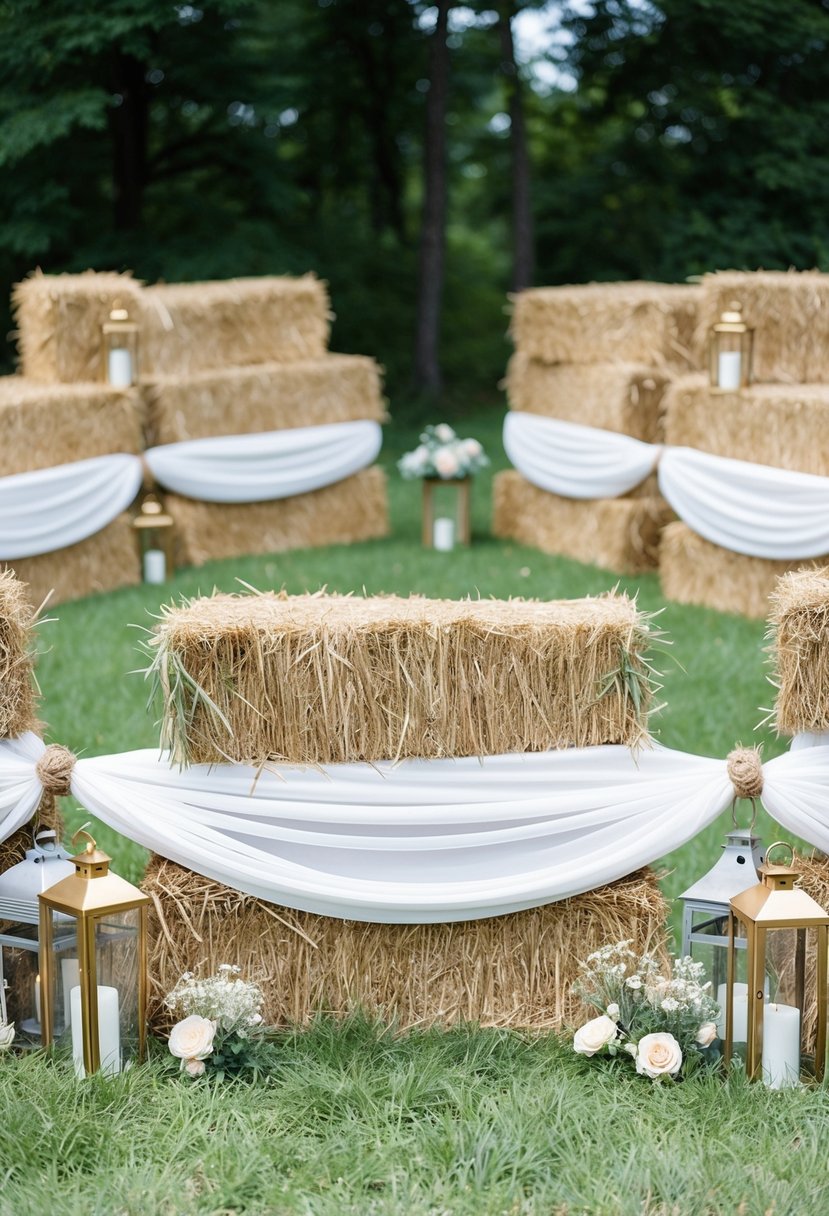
[[769, 567, 829, 736], [492, 471, 669, 575], [4, 514, 141, 609], [144, 856, 669, 1034], [0, 570, 39, 741]]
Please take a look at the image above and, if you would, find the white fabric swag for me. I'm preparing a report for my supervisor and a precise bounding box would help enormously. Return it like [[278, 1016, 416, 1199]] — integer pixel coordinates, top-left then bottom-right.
[[3, 733, 829, 923], [504, 411, 829, 561]]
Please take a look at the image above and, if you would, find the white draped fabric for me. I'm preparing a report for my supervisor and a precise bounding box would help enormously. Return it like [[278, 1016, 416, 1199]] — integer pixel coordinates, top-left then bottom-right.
[[0, 455, 143, 560], [3, 733, 829, 923], [503, 411, 829, 561], [144, 421, 383, 503]]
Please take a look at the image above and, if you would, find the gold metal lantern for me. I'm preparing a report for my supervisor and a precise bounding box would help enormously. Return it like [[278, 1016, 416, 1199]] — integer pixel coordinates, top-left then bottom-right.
[[725, 842, 829, 1088], [102, 302, 139, 387], [421, 477, 471, 550], [133, 492, 175, 584], [709, 301, 753, 391], [38, 830, 149, 1077]]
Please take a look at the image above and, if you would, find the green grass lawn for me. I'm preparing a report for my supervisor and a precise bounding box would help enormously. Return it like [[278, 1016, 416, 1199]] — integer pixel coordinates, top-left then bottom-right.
[[2, 400, 823, 1216]]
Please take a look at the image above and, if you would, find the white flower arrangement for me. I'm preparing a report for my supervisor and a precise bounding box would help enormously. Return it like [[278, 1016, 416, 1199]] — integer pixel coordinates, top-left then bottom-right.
[[398, 423, 489, 481], [164, 964, 267, 1080], [571, 940, 720, 1081]]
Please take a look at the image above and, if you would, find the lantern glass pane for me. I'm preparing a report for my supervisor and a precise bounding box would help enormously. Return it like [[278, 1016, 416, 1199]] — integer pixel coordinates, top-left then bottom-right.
[[0, 925, 39, 1031], [47, 908, 80, 1041], [92, 908, 141, 1066]]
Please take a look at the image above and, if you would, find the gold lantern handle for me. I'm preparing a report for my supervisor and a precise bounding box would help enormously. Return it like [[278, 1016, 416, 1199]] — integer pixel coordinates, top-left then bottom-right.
[[765, 840, 795, 867], [730, 796, 758, 832], [71, 826, 97, 854]]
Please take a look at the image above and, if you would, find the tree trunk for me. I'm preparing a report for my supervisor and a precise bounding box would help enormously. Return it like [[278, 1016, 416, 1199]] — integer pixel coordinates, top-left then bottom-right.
[[110, 50, 149, 230], [499, 2, 534, 292], [413, 0, 451, 395]]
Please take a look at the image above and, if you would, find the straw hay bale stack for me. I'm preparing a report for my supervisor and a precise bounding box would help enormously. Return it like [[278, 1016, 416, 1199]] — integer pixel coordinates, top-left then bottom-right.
[[3, 514, 140, 609], [13, 271, 143, 383], [144, 856, 669, 1033], [150, 587, 655, 766], [140, 276, 330, 377], [664, 376, 829, 474], [143, 355, 386, 446], [511, 281, 700, 369], [505, 353, 669, 442], [768, 567, 829, 735], [167, 465, 387, 569], [492, 471, 669, 575], [697, 270, 829, 383]]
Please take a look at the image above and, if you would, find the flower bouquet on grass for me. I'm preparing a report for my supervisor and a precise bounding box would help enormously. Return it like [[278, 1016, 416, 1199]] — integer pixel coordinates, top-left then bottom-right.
[[398, 423, 488, 480], [165, 964, 269, 1081], [572, 941, 720, 1081]]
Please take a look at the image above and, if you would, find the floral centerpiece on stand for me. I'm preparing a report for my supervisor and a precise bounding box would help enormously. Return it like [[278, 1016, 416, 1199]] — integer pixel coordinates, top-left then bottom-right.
[[398, 423, 488, 480], [572, 941, 720, 1081], [165, 964, 269, 1081]]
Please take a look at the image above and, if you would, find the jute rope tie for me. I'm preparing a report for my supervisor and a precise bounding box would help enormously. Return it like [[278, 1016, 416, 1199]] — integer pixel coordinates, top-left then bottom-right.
[[35, 744, 77, 798], [727, 747, 764, 801]]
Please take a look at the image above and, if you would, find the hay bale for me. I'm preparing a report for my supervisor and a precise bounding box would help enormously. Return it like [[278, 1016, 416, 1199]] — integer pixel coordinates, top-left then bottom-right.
[[0, 378, 143, 476], [768, 567, 829, 736], [664, 375, 829, 475], [0, 570, 40, 740], [13, 271, 144, 383], [167, 465, 388, 569], [505, 353, 670, 442], [143, 855, 669, 1033], [784, 853, 829, 1054], [697, 270, 829, 383], [141, 276, 330, 376], [659, 522, 821, 620], [150, 581, 655, 767], [3, 513, 141, 609], [492, 470, 669, 575], [143, 354, 386, 447], [511, 281, 701, 369]]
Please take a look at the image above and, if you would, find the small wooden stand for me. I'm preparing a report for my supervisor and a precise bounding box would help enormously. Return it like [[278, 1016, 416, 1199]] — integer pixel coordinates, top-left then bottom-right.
[[421, 477, 471, 548]]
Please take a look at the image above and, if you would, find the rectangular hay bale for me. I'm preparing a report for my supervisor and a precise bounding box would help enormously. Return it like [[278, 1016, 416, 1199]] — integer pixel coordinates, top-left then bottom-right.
[[4, 513, 141, 609], [141, 275, 330, 376], [143, 354, 386, 446], [511, 281, 700, 369], [505, 353, 669, 442], [492, 470, 669, 575], [144, 856, 669, 1034], [768, 566, 829, 735], [0, 570, 40, 740]]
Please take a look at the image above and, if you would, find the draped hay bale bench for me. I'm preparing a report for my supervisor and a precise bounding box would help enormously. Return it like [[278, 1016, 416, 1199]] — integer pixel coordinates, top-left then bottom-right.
[[143, 590, 669, 1031]]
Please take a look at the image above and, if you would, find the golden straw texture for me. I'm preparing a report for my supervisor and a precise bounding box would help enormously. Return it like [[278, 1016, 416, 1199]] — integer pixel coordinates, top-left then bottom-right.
[[511, 282, 701, 369], [0, 569, 40, 739], [778, 853, 829, 1053], [768, 567, 829, 735], [140, 276, 330, 376], [167, 466, 388, 568], [3, 514, 141, 609], [505, 353, 670, 442], [150, 586, 656, 766], [664, 375, 829, 474], [13, 271, 143, 383], [143, 856, 669, 1033], [492, 471, 669, 574], [143, 354, 386, 446]]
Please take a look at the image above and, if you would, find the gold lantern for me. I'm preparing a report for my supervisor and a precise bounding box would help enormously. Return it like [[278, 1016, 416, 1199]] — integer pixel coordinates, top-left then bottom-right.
[[421, 477, 471, 550], [133, 492, 175, 584], [102, 302, 139, 388], [38, 829, 149, 1077], [725, 842, 829, 1087], [709, 301, 753, 391]]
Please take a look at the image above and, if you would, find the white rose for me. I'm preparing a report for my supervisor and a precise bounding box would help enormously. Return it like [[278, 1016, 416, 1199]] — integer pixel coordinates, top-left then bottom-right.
[[169, 1015, 216, 1063], [434, 423, 456, 443], [434, 449, 459, 478], [0, 1021, 14, 1052], [696, 1021, 718, 1048], [573, 1014, 619, 1057], [463, 438, 482, 457], [606, 1003, 620, 1019], [635, 1032, 683, 1079], [184, 1057, 206, 1077]]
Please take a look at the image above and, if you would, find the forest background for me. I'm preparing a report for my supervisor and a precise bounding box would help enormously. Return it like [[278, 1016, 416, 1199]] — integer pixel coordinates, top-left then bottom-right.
[[1, 0, 827, 405]]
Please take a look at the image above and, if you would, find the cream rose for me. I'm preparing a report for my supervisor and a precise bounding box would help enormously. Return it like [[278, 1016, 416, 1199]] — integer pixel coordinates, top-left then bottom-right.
[[635, 1032, 683, 1078], [0, 1021, 14, 1052], [184, 1057, 206, 1077], [573, 1014, 619, 1056], [434, 423, 456, 443], [695, 1021, 718, 1048], [434, 448, 460, 478], [169, 1015, 216, 1064]]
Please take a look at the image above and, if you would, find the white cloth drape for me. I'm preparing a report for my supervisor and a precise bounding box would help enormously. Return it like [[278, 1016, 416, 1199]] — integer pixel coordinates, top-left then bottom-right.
[[144, 421, 383, 503], [0, 455, 143, 560], [4, 733, 829, 922], [504, 411, 829, 561]]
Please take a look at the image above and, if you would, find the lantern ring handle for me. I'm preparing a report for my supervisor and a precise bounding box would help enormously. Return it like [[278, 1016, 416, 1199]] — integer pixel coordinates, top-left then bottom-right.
[[730, 796, 757, 832], [765, 841, 795, 867], [71, 826, 98, 854]]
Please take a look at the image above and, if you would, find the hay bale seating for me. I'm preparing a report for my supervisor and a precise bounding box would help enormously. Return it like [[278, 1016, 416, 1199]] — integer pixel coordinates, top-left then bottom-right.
[[144, 589, 667, 1030], [6, 514, 141, 609], [493, 471, 669, 575], [768, 567, 829, 736]]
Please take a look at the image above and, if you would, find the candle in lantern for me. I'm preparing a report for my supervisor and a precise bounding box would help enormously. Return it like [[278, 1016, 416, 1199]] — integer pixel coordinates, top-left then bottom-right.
[[143, 548, 166, 584], [762, 1002, 801, 1089], [61, 958, 80, 1027], [433, 517, 455, 551], [717, 350, 742, 390], [717, 982, 748, 1041], [34, 974, 41, 1024], [70, 984, 121, 1078], [107, 347, 133, 388]]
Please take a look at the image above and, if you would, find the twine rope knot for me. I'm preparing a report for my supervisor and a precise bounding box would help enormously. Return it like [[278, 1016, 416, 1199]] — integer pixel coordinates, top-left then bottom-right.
[[727, 747, 764, 800], [35, 744, 77, 798]]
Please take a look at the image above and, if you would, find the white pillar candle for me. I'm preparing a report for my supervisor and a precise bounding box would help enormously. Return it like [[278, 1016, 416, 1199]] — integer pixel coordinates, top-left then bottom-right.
[[70, 984, 121, 1078], [34, 974, 41, 1024], [717, 350, 742, 390], [107, 347, 133, 388], [61, 958, 80, 1028], [762, 1002, 801, 1089], [143, 549, 166, 584], [433, 517, 455, 551]]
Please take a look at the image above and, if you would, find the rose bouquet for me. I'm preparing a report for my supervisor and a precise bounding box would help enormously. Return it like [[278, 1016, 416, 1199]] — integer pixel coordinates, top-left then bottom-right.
[[398, 423, 488, 480], [572, 941, 720, 1080], [164, 964, 268, 1081]]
